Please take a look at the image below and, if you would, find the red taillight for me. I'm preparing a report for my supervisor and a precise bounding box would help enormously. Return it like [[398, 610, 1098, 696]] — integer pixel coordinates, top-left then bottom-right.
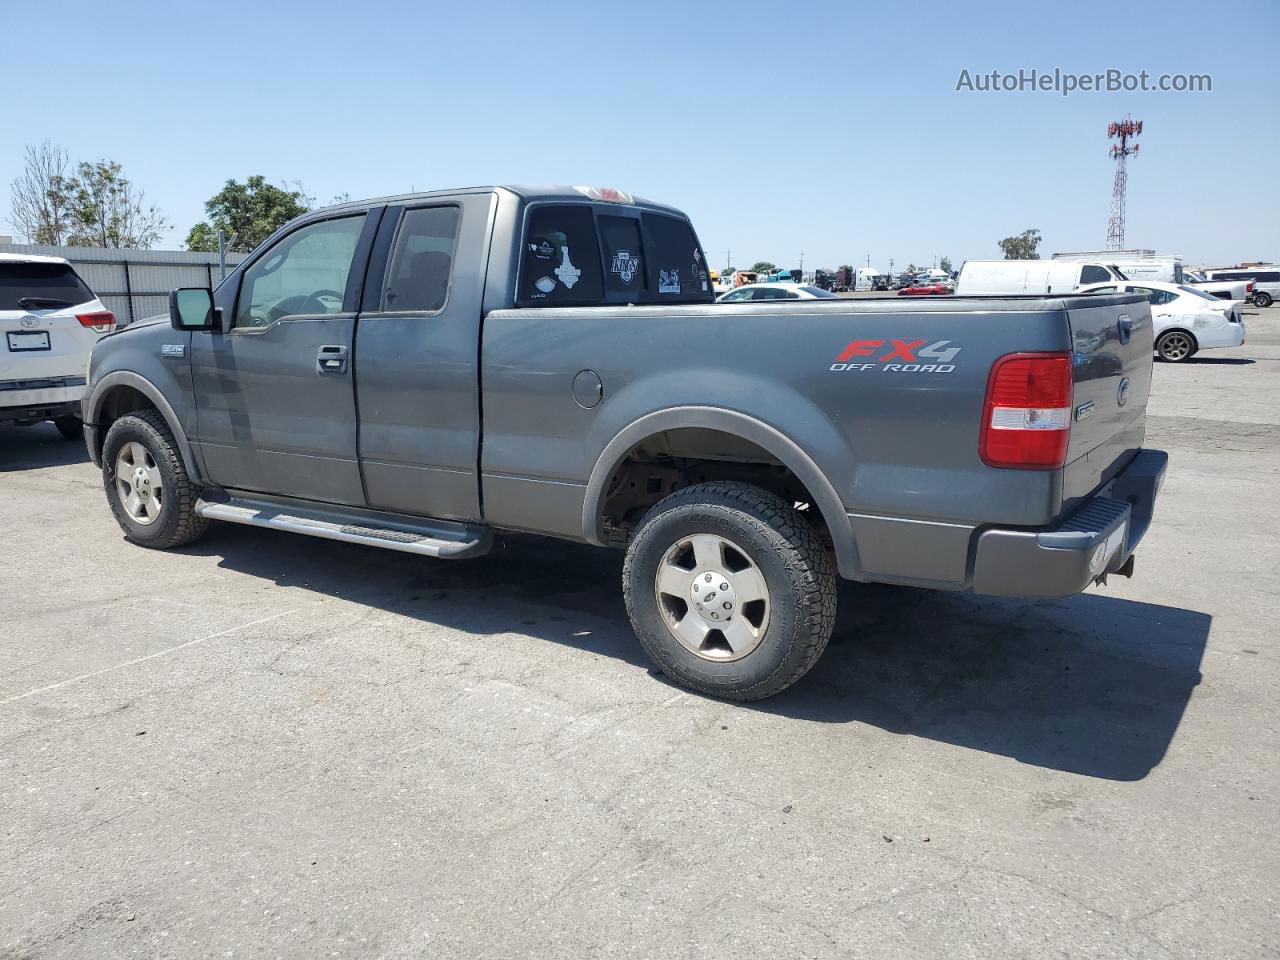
[[979, 352, 1073, 470], [77, 310, 117, 334], [1247, 282, 1254, 293]]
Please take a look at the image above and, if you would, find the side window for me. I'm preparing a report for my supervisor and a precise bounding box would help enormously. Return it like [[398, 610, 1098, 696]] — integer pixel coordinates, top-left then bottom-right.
[[1089, 285, 1118, 294], [236, 216, 365, 329], [383, 206, 459, 312], [780, 290, 800, 300], [519, 205, 603, 305], [642, 213, 714, 302], [1133, 286, 1175, 305], [599, 215, 648, 297], [719, 288, 752, 302], [1259, 272, 1280, 283], [752, 288, 781, 300], [1080, 264, 1112, 285]]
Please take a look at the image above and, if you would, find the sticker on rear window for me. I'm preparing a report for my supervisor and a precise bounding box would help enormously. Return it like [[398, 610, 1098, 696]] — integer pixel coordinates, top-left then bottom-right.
[[659, 269, 681, 294]]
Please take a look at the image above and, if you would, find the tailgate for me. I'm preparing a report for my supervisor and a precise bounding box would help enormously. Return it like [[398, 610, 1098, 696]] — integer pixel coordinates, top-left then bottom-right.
[[1061, 294, 1153, 508]]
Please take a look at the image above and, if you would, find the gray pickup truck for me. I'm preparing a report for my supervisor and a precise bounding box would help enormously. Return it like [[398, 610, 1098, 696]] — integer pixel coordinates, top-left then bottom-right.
[[82, 185, 1167, 700]]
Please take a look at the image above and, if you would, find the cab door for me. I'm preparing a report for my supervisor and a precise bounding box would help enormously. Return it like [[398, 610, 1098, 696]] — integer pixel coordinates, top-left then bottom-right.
[[352, 195, 491, 521], [191, 210, 379, 505]]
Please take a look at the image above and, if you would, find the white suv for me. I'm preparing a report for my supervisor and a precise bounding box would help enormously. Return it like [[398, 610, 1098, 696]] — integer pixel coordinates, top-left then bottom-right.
[[1, 254, 116, 439]]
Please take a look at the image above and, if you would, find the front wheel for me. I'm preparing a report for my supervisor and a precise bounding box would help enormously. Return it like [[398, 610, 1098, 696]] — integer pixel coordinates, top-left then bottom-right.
[[1253, 291, 1273, 308], [1156, 330, 1197, 362], [102, 410, 208, 549], [623, 482, 836, 701]]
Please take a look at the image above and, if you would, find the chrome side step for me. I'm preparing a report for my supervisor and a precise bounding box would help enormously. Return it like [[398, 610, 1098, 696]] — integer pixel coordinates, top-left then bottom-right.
[[195, 494, 492, 559]]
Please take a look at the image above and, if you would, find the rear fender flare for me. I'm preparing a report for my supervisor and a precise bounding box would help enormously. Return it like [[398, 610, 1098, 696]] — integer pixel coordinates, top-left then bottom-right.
[[581, 406, 860, 579]]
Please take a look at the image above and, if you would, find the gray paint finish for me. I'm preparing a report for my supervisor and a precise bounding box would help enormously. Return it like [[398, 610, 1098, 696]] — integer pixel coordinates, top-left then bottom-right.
[[81, 185, 1163, 597]]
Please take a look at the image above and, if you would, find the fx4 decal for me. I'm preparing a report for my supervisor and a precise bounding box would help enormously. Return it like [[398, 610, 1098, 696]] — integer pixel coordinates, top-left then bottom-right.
[[829, 338, 962, 373]]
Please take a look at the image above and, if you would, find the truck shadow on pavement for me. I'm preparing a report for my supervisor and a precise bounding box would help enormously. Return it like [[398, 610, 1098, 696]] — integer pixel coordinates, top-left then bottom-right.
[[184, 526, 1209, 783], [0, 422, 91, 471]]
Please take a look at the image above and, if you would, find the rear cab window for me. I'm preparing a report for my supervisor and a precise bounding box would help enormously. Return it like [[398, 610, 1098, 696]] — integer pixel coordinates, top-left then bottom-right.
[[517, 202, 712, 307], [0, 261, 95, 310]]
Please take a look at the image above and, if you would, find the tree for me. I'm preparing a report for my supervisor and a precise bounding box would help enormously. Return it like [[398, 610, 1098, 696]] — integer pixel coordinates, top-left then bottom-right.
[[8, 141, 76, 245], [66, 160, 168, 249], [837, 264, 853, 273], [939, 256, 953, 273], [185, 176, 309, 252], [998, 229, 1041, 260], [750, 261, 778, 273]]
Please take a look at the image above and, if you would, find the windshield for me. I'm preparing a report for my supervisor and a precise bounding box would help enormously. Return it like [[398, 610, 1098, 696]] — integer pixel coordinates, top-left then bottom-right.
[[1178, 284, 1221, 301], [800, 286, 838, 298], [0, 261, 95, 310]]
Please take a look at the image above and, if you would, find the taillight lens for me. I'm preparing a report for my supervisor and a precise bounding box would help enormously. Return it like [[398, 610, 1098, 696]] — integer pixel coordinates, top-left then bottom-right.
[[979, 352, 1073, 470], [77, 310, 117, 334]]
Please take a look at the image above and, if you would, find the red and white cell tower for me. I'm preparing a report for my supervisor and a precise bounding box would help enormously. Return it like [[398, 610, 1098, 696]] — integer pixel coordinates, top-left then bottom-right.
[[1105, 118, 1143, 250]]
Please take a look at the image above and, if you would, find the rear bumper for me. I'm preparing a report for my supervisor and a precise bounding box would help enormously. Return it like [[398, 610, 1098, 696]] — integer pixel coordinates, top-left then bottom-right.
[[0, 380, 86, 424], [971, 449, 1168, 597]]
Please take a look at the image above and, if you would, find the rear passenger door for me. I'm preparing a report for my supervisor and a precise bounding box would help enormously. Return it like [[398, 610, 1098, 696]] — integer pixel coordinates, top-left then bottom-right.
[[353, 195, 492, 521]]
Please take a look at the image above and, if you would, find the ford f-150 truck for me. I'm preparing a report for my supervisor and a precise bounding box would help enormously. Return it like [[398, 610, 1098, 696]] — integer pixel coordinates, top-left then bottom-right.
[[82, 186, 1167, 701]]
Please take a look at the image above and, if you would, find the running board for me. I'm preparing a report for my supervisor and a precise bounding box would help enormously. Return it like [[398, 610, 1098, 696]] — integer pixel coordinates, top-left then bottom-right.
[[195, 494, 492, 559]]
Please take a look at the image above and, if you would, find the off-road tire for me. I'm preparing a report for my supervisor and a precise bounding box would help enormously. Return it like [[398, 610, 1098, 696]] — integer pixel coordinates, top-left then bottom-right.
[[623, 481, 836, 701], [102, 410, 208, 548], [53, 415, 82, 440]]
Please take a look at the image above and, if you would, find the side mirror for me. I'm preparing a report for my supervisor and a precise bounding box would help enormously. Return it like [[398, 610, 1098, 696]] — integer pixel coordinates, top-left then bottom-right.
[[170, 287, 217, 331]]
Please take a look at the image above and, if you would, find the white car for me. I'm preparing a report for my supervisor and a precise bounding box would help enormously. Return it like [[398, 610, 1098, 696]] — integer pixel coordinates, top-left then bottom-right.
[[717, 282, 839, 302], [1, 254, 116, 438], [1182, 270, 1250, 303], [1078, 279, 1245, 362]]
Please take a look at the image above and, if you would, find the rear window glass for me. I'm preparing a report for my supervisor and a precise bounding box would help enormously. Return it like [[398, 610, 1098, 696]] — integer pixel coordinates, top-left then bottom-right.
[[519, 206, 604, 305], [0, 261, 94, 310], [383, 206, 459, 312], [643, 213, 712, 300], [599, 215, 647, 297]]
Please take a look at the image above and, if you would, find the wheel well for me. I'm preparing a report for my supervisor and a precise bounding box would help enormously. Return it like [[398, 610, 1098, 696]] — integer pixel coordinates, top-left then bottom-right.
[[599, 428, 828, 545], [92, 385, 157, 456]]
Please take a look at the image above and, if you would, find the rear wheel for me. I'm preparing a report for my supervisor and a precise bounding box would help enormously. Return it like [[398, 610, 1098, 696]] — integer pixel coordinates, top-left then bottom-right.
[[102, 410, 208, 548], [53, 415, 82, 441], [622, 482, 836, 701], [1156, 330, 1196, 362], [1253, 291, 1273, 308]]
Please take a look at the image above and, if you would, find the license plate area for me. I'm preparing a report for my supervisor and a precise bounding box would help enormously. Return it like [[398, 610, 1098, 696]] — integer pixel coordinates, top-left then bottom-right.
[[7, 331, 51, 351]]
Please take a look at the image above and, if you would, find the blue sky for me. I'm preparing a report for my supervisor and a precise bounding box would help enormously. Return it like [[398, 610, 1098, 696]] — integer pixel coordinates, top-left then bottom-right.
[[2, 0, 1276, 270]]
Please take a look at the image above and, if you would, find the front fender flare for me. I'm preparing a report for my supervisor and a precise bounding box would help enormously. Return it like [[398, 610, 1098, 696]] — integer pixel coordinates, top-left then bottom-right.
[[581, 406, 861, 580], [84, 370, 201, 481]]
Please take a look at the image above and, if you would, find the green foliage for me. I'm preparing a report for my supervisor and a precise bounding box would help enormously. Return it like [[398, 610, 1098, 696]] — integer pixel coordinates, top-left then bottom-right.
[[185, 176, 309, 253], [939, 256, 953, 273], [998, 229, 1042, 260], [66, 160, 168, 249], [750, 261, 778, 274]]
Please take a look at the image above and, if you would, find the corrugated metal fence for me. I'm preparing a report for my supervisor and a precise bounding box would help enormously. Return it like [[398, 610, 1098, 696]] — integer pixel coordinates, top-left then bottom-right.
[[0, 243, 247, 326]]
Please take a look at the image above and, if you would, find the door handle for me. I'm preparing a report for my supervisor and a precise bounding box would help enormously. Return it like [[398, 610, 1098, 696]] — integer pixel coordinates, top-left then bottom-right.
[[1117, 314, 1133, 345], [317, 344, 348, 374]]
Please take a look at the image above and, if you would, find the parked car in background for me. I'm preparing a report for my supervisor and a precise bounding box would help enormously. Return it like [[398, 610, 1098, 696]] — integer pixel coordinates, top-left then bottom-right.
[[1, 254, 116, 438], [956, 259, 1123, 295], [1054, 250, 1183, 285], [1183, 270, 1251, 302], [717, 282, 839, 302], [1079, 280, 1244, 362], [896, 281, 951, 296], [1202, 267, 1278, 308]]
